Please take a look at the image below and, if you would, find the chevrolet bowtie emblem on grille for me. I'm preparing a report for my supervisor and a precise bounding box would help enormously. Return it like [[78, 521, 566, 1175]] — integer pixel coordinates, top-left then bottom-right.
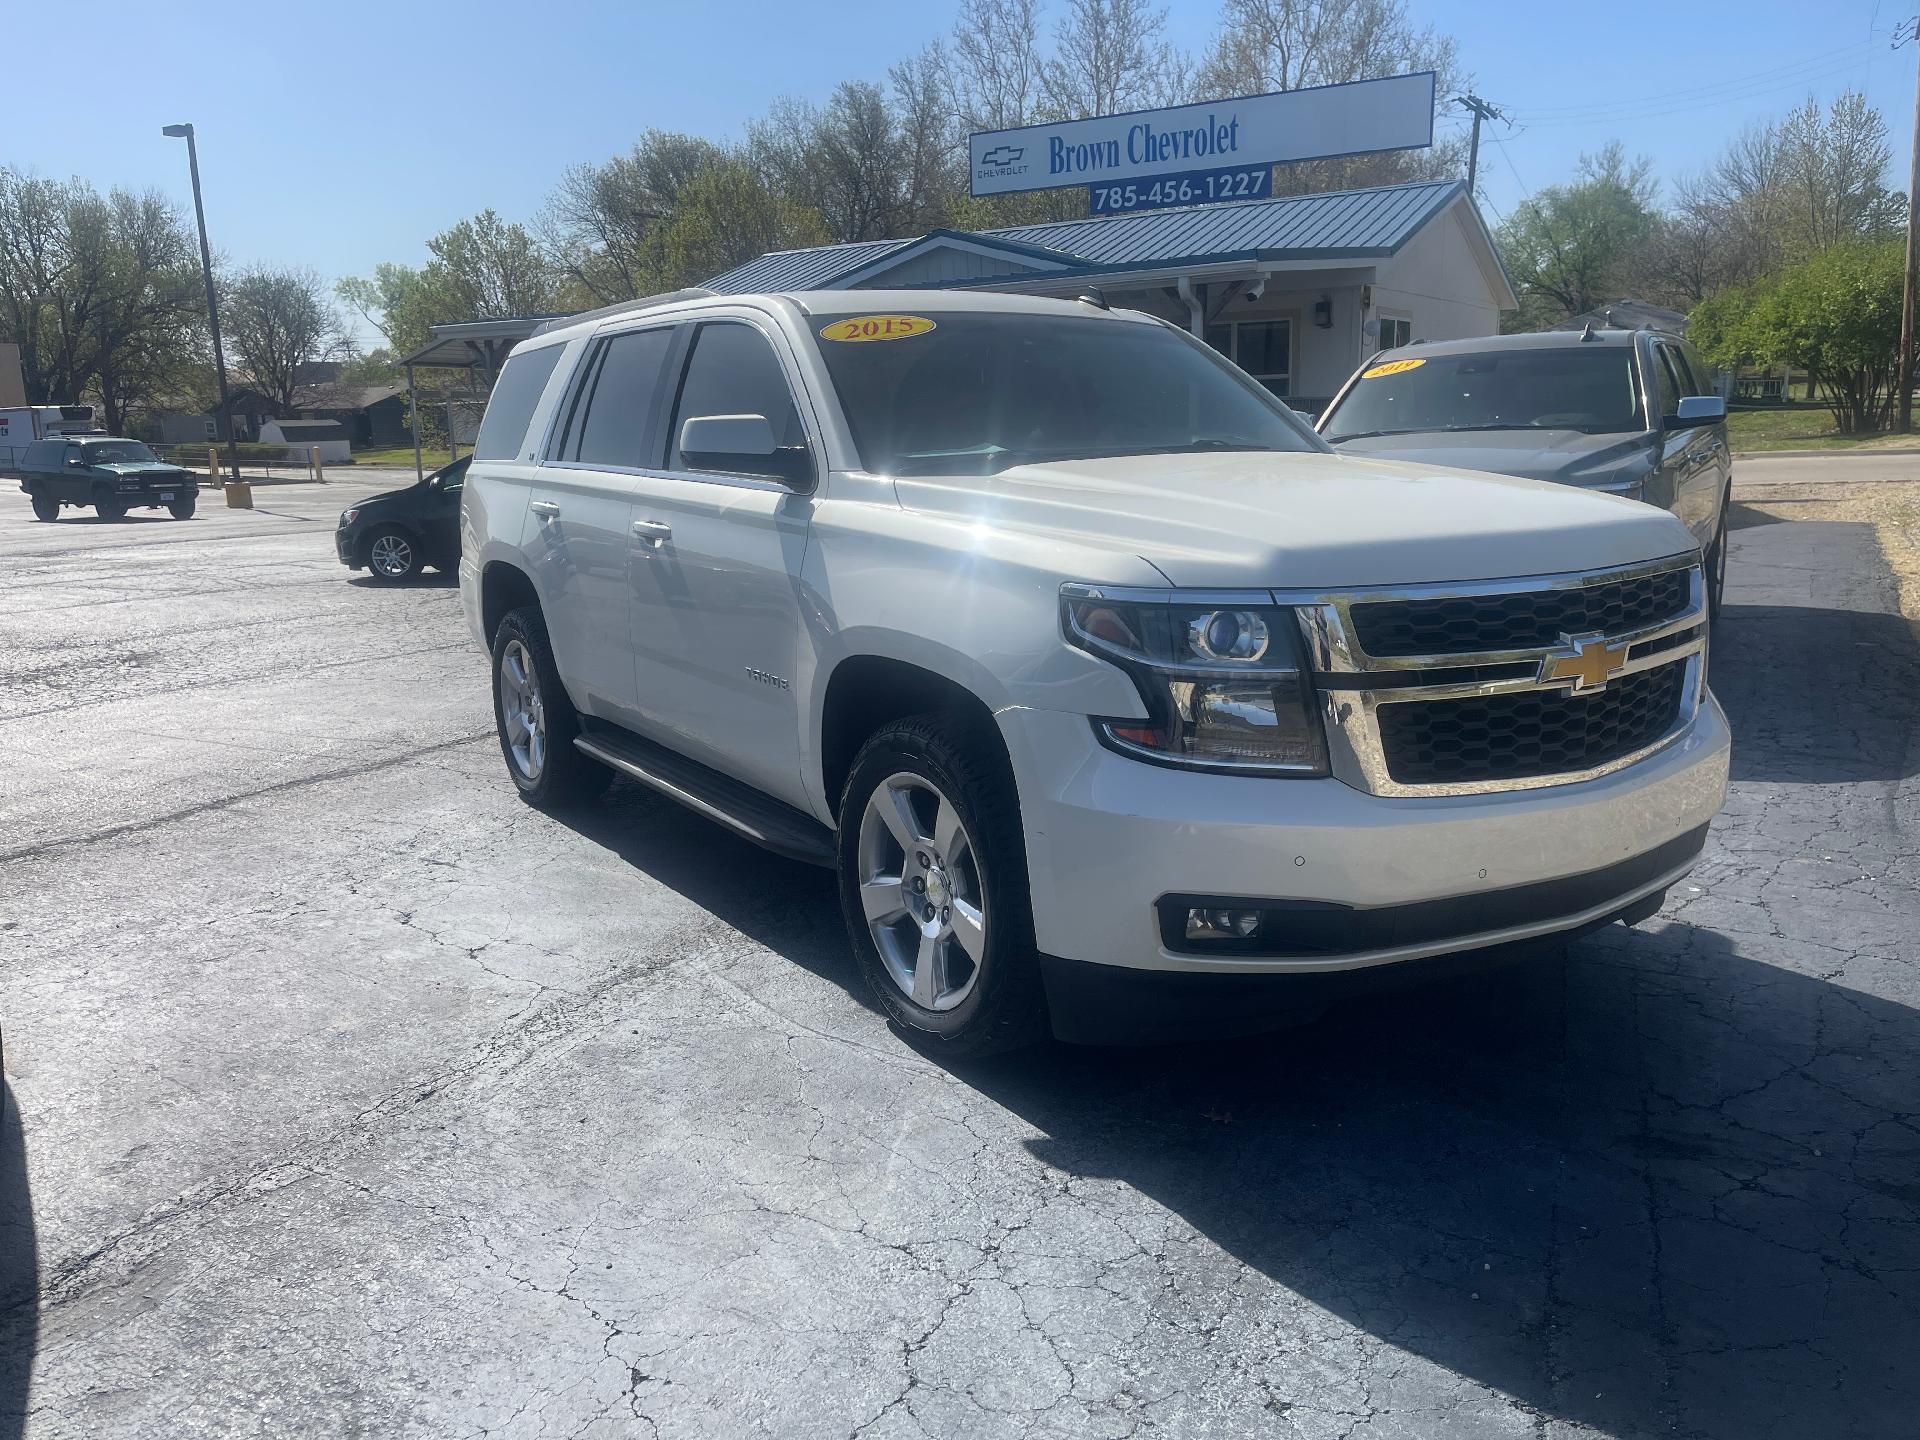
[[1539, 633, 1630, 695]]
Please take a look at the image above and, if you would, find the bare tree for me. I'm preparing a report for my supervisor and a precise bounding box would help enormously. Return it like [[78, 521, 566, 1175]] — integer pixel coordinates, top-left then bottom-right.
[[1042, 0, 1188, 118], [891, 43, 966, 232], [1194, 0, 1466, 194], [222, 266, 345, 416], [540, 131, 729, 304], [948, 0, 1048, 135]]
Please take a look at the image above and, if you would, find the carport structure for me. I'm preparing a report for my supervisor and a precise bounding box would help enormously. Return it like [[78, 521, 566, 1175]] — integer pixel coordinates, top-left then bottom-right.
[[393, 317, 559, 479]]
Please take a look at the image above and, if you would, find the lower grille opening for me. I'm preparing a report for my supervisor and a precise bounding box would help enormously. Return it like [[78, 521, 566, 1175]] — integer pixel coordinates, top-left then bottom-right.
[[1376, 660, 1688, 786]]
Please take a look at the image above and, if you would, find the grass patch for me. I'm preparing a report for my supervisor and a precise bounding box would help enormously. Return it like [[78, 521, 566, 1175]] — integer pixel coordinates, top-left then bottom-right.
[[1727, 407, 1920, 452], [349, 445, 462, 468]]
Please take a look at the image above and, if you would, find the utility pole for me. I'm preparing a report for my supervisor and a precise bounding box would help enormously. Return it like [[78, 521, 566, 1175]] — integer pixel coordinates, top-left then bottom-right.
[[1899, 21, 1920, 433], [162, 123, 241, 481], [1455, 94, 1504, 200]]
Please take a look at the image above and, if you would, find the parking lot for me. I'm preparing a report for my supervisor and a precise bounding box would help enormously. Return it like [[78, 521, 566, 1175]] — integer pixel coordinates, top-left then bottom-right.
[[1, 466, 1916, 1439]]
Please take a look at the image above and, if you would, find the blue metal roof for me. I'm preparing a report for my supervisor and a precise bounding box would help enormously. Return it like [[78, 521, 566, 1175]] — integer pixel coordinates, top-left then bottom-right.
[[703, 179, 1466, 293]]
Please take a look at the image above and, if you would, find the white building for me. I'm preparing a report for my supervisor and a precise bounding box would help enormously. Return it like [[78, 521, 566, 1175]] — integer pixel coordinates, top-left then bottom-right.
[[704, 179, 1515, 416]]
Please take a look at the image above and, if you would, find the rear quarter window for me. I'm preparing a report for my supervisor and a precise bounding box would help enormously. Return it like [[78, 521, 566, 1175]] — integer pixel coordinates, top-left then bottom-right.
[[473, 344, 566, 462]]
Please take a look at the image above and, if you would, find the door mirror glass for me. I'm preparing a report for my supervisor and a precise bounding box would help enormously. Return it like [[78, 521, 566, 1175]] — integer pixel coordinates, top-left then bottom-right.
[[679, 413, 811, 485], [1669, 394, 1726, 428]]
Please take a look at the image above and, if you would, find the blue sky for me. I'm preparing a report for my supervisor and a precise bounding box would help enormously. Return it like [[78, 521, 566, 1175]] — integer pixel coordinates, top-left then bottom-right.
[[13, 0, 1910, 339]]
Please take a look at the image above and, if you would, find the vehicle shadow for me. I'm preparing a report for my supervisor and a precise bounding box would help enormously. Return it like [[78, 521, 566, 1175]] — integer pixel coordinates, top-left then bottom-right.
[[345, 572, 459, 590], [561, 783, 1920, 1439], [0, 1074, 35, 1440], [1713, 601, 1920, 783]]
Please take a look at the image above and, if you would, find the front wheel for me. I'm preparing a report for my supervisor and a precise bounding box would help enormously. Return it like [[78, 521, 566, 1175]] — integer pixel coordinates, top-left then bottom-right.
[[29, 493, 58, 522], [837, 715, 1046, 1057], [1705, 492, 1730, 622], [490, 607, 612, 809], [365, 526, 420, 581], [93, 490, 126, 522], [168, 496, 196, 520]]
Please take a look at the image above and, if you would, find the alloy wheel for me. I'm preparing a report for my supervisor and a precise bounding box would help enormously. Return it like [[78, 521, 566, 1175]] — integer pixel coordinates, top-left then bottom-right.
[[498, 639, 547, 781], [855, 772, 987, 1012], [370, 533, 414, 577]]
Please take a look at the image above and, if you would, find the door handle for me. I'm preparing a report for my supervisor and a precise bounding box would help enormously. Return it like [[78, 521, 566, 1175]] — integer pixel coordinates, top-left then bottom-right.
[[530, 500, 560, 519], [631, 518, 671, 549]]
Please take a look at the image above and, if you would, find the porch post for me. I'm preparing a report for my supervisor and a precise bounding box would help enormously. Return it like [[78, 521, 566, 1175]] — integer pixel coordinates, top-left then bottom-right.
[[406, 363, 423, 482]]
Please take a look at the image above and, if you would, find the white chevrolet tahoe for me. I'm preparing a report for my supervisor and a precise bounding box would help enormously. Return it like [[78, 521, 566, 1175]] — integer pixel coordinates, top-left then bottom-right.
[[459, 289, 1730, 1053]]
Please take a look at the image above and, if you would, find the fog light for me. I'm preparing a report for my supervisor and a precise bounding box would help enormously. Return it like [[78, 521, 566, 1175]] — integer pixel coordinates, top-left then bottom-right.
[[1186, 907, 1262, 941]]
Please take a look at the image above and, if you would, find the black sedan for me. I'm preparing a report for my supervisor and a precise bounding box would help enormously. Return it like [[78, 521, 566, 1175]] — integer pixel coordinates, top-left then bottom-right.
[[336, 456, 467, 581]]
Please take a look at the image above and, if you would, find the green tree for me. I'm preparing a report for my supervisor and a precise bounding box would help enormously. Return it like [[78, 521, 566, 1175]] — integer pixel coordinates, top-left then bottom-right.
[[1497, 144, 1658, 330], [1690, 240, 1903, 434], [223, 266, 344, 415], [656, 159, 828, 287]]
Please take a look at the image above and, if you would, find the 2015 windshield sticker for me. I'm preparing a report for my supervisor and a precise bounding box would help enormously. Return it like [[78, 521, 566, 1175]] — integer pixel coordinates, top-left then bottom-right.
[[819, 315, 936, 342], [1362, 357, 1426, 379]]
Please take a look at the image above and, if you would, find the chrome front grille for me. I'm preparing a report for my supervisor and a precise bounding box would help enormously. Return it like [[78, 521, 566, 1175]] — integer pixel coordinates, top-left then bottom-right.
[[1293, 552, 1707, 797]]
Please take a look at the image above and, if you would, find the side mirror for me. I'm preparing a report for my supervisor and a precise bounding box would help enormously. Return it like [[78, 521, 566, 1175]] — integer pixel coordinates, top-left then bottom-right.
[[679, 413, 812, 487], [1667, 395, 1726, 428]]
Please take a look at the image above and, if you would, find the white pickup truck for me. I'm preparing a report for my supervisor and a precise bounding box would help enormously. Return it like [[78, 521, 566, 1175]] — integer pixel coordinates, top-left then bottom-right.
[[459, 289, 1729, 1053]]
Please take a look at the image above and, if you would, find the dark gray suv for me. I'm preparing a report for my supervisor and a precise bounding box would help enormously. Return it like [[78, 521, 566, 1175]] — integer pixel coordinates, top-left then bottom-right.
[[1317, 328, 1731, 616]]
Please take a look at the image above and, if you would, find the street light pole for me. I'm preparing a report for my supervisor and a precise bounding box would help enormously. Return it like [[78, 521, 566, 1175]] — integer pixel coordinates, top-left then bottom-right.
[[162, 123, 240, 482]]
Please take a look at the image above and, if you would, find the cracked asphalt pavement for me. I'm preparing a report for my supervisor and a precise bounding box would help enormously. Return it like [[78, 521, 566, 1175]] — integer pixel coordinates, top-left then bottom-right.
[[1, 475, 1916, 1438]]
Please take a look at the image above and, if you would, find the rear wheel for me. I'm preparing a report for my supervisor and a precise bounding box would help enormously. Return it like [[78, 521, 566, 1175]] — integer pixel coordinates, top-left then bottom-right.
[[491, 607, 613, 809], [365, 526, 420, 581], [838, 715, 1046, 1057], [29, 493, 58, 522]]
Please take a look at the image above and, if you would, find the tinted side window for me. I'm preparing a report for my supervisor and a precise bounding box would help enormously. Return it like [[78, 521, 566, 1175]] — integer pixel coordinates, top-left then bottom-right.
[[1672, 342, 1709, 397], [668, 323, 806, 471], [566, 327, 675, 468], [1650, 345, 1681, 419], [22, 440, 53, 467], [473, 343, 564, 462]]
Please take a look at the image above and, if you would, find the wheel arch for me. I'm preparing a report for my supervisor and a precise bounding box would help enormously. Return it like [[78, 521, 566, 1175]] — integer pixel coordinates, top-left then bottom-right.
[[479, 557, 542, 646], [816, 650, 1011, 817]]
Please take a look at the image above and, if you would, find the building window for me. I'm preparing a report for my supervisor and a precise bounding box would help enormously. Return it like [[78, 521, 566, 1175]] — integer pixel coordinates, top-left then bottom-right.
[[1380, 316, 1412, 351], [1203, 319, 1292, 397]]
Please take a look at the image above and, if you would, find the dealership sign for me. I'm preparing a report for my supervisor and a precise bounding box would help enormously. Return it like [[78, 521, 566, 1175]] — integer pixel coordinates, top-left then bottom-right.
[[969, 72, 1435, 200]]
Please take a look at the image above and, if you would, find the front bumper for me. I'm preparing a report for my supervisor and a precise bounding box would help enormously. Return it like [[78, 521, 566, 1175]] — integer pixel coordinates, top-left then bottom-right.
[[1000, 691, 1729, 987], [335, 527, 359, 567]]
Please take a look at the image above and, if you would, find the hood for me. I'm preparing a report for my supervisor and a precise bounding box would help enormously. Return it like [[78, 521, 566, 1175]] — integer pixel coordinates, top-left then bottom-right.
[[101, 461, 191, 476], [1327, 428, 1654, 488], [892, 449, 1694, 590]]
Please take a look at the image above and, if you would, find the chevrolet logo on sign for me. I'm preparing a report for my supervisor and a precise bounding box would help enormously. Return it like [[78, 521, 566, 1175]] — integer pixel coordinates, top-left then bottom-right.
[[1539, 633, 1630, 695], [979, 145, 1025, 167]]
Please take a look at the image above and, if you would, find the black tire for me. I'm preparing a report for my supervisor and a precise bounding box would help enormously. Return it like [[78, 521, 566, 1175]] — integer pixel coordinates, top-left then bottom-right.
[[490, 606, 613, 809], [836, 714, 1046, 1058], [93, 487, 126, 522], [1705, 490, 1730, 622], [29, 492, 58, 522], [364, 525, 421, 581], [168, 495, 196, 520]]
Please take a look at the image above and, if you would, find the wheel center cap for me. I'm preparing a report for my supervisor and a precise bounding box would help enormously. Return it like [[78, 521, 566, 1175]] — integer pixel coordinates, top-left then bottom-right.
[[925, 866, 951, 908]]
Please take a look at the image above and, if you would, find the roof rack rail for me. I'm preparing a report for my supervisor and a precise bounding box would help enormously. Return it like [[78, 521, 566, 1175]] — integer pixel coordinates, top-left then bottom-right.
[[532, 287, 716, 337]]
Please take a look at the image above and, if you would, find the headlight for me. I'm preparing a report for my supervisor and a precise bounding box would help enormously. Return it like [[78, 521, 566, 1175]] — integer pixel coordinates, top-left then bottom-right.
[[340, 508, 359, 525], [1062, 586, 1329, 775]]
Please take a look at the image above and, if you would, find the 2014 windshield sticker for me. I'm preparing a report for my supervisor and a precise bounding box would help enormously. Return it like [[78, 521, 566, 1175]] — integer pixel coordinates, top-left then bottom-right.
[[1361, 357, 1425, 379], [819, 315, 937, 342]]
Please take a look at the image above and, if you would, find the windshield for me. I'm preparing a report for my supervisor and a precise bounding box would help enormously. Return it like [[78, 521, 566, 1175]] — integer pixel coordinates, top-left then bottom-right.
[[82, 441, 159, 464], [811, 311, 1323, 477], [1320, 347, 1645, 440]]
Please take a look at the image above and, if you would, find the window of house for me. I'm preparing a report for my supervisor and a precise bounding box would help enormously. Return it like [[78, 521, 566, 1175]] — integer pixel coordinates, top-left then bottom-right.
[[1379, 316, 1412, 351], [1204, 319, 1292, 397]]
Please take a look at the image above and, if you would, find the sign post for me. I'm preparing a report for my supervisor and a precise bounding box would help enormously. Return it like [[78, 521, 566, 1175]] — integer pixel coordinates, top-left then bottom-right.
[[970, 72, 1436, 213]]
